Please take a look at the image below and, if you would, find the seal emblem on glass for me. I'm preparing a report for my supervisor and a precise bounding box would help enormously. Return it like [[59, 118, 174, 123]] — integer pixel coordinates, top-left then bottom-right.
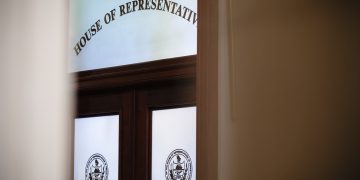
[[165, 149, 192, 180], [85, 153, 109, 180]]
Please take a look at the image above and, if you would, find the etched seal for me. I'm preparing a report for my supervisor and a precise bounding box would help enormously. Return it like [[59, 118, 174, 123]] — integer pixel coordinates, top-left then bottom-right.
[[85, 153, 109, 180], [165, 149, 192, 180]]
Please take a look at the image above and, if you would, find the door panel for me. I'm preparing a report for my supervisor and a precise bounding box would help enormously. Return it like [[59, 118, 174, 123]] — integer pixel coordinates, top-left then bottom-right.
[[76, 57, 196, 180]]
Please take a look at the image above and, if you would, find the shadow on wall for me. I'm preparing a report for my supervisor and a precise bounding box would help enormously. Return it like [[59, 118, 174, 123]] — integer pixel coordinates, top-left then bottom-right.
[[219, 0, 360, 179]]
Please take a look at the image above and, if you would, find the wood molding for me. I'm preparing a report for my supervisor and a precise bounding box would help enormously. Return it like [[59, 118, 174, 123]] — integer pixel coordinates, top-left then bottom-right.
[[76, 55, 196, 180], [76, 56, 196, 92]]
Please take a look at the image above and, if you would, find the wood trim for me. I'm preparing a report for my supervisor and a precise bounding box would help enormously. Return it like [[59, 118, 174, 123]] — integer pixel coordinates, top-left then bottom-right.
[[135, 81, 196, 180], [197, 0, 219, 179], [77, 56, 196, 92], [76, 55, 196, 180], [76, 90, 135, 180]]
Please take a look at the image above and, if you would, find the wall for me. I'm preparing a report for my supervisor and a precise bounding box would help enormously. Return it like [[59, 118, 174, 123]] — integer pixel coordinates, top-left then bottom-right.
[[0, 0, 72, 179], [219, 0, 360, 179]]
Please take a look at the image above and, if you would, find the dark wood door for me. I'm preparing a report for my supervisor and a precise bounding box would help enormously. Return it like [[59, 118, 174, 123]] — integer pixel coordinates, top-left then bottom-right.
[[76, 56, 196, 180]]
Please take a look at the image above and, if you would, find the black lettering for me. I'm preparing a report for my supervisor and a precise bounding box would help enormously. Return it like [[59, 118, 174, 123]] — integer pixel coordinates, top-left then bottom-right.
[[74, 42, 82, 55], [132, 1, 139, 12], [164, 0, 171, 12], [138, 0, 144, 10], [90, 24, 97, 35], [170, 2, 178, 14], [79, 36, 86, 47], [175, 5, 182, 16], [157, 0, 163, 10], [145, 0, 150, 9], [104, 13, 111, 24], [119, 5, 126, 15], [110, 9, 116, 20], [186, 10, 193, 22], [126, 2, 133, 13], [151, 0, 156, 10], [84, 30, 91, 41], [192, 12, 198, 25], [182, 6, 190, 19], [96, 20, 102, 31]]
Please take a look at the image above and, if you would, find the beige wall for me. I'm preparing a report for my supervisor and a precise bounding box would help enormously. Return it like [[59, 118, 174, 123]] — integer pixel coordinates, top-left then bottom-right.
[[218, 0, 360, 179], [0, 0, 73, 179]]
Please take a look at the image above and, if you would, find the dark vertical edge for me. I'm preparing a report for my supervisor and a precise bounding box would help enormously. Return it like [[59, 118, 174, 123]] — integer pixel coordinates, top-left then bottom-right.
[[134, 89, 150, 180], [120, 90, 135, 180], [197, 0, 219, 179], [119, 107, 122, 180], [71, 113, 75, 180], [148, 110, 153, 180]]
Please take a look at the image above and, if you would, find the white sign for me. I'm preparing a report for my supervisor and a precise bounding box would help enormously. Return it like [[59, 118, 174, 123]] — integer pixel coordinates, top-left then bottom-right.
[[70, 0, 197, 72], [152, 107, 196, 180], [74, 115, 119, 180]]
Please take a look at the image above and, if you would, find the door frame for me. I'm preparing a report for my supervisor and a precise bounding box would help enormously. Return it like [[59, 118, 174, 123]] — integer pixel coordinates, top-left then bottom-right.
[[76, 56, 196, 180]]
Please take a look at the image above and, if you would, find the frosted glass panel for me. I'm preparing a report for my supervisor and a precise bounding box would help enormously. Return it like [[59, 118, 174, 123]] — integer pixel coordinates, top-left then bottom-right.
[[74, 115, 119, 180], [152, 107, 196, 180], [70, 0, 197, 72]]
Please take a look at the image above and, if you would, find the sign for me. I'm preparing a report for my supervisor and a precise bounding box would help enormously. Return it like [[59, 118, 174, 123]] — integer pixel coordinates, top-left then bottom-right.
[[70, 0, 197, 71]]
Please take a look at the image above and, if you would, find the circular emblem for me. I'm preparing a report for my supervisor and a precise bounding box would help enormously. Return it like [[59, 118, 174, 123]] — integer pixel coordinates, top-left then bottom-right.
[[85, 153, 109, 180], [165, 149, 192, 180]]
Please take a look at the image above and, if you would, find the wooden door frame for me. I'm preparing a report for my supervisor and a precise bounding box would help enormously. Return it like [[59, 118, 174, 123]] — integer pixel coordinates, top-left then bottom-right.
[[76, 56, 196, 180], [76, 0, 221, 179], [197, 0, 219, 179]]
